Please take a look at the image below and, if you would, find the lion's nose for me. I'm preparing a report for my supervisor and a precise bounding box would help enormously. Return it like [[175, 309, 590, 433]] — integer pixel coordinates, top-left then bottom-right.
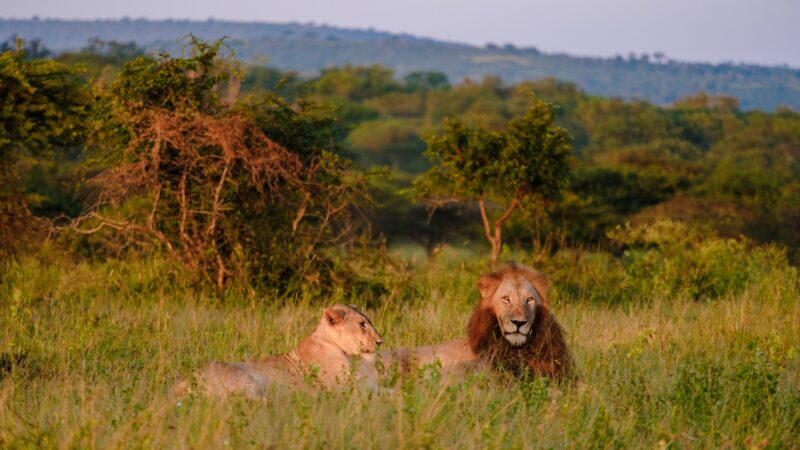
[[376, 338, 383, 346], [511, 319, 527, 330]]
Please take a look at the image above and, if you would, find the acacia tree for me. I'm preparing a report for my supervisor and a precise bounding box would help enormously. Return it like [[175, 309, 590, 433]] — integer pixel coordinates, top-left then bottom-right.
[[415, 96, 572, 264]]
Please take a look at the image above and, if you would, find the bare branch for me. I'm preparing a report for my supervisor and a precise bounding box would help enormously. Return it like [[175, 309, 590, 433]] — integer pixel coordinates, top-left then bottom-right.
[[494, 197, 521, 228], [477, 197, 495, 245], [70, 108, 367, 289], [292, 191, 311, 233]]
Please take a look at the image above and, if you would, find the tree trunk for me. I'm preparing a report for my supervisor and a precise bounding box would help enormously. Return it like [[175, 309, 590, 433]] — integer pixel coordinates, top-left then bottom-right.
[[478, 197, 520, 266], [490, 238, 501, 266]]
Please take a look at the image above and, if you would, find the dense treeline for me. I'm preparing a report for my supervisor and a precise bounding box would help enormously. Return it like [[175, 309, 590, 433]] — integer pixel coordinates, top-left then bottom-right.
[[277, 63, 800, 259], [2, 39, 799, 294]]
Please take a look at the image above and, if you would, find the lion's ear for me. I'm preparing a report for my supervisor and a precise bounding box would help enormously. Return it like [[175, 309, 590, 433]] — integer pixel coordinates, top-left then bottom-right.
[[324, 307, 347, 326], [477, 273, 501, 299]]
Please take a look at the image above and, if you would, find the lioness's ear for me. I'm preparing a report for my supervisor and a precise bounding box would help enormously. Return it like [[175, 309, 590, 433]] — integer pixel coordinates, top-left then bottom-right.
[[477, 273, 501, 299], [324, 307, 347, 326]]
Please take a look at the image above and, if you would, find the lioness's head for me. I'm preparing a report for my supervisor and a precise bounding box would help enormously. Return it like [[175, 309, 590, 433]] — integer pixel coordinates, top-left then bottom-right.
[[321, 304, 383, 355], [476, 262, 548, 347]]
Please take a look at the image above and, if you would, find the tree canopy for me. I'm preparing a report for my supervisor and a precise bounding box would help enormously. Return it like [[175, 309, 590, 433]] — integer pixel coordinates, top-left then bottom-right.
[[415, 95, 573, 263], [0, 39, 89, 265]]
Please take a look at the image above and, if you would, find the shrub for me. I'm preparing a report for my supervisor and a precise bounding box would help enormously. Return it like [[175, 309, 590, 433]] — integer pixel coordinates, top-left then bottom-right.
[[0, 40, 89, 268], [540, 219, 796, 304], [74, 40, 376, 293], [608, 219, 796, 301]]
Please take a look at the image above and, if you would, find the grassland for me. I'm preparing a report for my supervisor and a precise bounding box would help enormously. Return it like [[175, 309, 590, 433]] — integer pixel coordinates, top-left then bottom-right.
[[1, 244, 799, 449]]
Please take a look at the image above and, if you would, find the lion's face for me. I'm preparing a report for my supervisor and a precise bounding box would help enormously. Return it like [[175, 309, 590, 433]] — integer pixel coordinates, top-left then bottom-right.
[[467, 262, 571, 379], [482, 274, 544, 347], [322, 304, 383, 356]]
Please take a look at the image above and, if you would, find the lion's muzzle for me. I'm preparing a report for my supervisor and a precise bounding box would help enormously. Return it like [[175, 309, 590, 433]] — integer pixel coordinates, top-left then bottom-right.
[[503, 318, 533, 346], [503, 332, 528, 346]]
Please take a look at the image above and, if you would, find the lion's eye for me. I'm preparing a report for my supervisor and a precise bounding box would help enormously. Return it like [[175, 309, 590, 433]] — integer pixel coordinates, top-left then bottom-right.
[[501, 296, 510, 303], [526, 297, 534, 304], [360, 322, 367, 329]]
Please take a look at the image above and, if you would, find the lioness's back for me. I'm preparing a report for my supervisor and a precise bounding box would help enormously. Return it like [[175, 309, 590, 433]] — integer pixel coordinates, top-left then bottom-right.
[[179, 304, 383, 397], [196, 358, 296, 397]]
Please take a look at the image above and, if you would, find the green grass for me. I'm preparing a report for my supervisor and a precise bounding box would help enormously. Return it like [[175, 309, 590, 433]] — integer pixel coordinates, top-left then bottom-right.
[[1, 251, 799, 449]]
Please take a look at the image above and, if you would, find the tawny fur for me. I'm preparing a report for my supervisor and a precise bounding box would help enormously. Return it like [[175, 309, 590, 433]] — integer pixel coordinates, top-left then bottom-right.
[[379, 262, 573, 381], [378, 338, 474, 376], [175, 304, 383, 397], [467, 262, 573, 379]]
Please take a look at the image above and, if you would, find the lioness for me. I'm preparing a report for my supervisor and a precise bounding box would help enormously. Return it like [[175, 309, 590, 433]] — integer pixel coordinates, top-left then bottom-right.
[[380, 262, 572, 380], [179, 304, 383, 397]]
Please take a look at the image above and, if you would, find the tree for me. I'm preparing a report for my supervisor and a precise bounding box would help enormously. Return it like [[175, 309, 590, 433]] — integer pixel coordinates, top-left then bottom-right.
[[313, 65, 400, 101], [0, 39, 89, 265], [404, 71, 450, 91], [0, 36, 51, 59], [415, 95, 573, 264], [78, 39, 372, 291], [345, 119, 427, 172], [0, 40, 88, 164]]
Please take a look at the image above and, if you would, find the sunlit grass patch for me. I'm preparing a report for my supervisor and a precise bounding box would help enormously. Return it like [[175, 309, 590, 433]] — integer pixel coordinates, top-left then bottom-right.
[[1, 250, 798, 448]]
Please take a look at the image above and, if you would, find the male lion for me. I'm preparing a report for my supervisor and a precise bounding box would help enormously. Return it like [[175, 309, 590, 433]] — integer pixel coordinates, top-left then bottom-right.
[[177, 304, 384, 397], [379, 262, 573, 380]]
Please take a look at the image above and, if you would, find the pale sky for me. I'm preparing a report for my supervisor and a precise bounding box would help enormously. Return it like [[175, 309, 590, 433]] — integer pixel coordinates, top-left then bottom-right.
[[2, 0, 798, 67]]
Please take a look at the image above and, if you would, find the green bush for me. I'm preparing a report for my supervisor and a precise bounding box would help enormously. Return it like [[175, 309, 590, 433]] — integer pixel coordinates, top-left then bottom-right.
[[538, 220, 796, 305], [607, 220, 795, 302]]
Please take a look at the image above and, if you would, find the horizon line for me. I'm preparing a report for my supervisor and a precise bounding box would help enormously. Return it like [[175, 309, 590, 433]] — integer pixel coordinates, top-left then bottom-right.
[[1, 15, 798, 70]]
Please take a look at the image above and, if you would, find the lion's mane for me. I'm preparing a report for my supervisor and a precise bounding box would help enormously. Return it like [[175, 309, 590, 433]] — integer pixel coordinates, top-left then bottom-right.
[[467, 262, 573, 380]]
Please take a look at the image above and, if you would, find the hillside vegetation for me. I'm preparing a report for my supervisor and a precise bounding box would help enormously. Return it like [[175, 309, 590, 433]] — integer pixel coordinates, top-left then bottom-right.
[[5, 39, 799, 270], [2, 18, 800, 111]]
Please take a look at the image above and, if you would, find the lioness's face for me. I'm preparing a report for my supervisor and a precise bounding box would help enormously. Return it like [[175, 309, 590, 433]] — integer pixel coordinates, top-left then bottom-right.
[[323, 305, 383, 356], [489, 276, 542, 346]]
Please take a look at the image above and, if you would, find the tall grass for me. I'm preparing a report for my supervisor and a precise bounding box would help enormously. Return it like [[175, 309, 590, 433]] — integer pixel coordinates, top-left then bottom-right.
[[1, 236, 799, 448]]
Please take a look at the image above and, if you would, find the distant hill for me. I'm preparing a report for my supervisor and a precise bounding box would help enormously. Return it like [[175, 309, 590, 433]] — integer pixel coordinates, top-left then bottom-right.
[[2, 18, 799, 111]]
